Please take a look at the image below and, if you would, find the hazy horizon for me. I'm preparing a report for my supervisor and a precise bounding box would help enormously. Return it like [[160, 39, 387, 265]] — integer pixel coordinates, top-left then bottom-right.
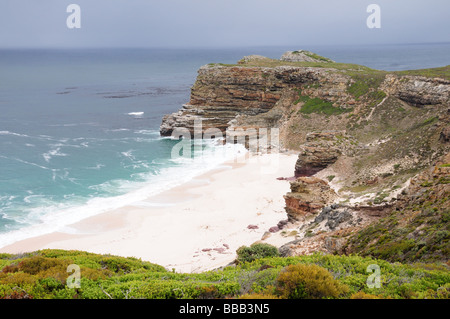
[[1, 41, 450, 51], [1, 0, 449, 49]]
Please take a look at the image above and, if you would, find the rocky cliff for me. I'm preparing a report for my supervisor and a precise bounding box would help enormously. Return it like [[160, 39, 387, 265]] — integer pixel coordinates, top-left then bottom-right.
[[161, 52, 449, 192], [160, 51, 450, 263], [159, 62, 348, 137]]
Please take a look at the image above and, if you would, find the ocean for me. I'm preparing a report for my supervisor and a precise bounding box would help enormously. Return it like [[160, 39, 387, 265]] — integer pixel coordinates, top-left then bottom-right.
[[0, 43, 449, 248]]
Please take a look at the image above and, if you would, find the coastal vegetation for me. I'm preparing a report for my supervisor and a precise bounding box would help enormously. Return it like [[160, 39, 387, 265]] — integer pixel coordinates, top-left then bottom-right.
[[236, 243, 280, 264], [0, 249, 448, 299], [345, 165, 450, 264], [394, 65, 450, 81]]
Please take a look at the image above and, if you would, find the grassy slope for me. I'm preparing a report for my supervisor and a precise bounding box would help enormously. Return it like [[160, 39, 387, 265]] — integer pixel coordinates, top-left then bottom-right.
[[394, 65, 450, 81]]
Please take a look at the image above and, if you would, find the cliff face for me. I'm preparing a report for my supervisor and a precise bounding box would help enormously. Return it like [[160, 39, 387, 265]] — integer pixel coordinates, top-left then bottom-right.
[[160, 65, 284, 136], [160, 63, 351, 137], [382, 74, 450, 106], [160, 57, 449, 146]]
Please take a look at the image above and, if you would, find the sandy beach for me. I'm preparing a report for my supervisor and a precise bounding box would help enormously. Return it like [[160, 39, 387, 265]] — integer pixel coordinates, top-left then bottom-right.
[[0, 153, 298, 273]]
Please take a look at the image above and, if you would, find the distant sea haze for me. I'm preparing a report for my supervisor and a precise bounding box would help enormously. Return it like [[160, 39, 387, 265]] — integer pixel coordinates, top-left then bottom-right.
[[0, 43, 449, 248]]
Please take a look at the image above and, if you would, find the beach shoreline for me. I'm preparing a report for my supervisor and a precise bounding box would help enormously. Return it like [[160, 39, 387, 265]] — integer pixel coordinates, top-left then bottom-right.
[[0, 153, 298, 273]]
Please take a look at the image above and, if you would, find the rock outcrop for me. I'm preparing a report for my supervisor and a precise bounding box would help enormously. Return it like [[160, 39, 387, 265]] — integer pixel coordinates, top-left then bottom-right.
[[394, 152, 450, 211], [381, 74, 450, 106], [159, 56, 351, 138], [294, 132, 343, 176], [284, 177, 337, 222], [313, 205, 354, 230], [160, 65, 285, 137], [237, 55, 273, 64], [280, 50, 335, 63]]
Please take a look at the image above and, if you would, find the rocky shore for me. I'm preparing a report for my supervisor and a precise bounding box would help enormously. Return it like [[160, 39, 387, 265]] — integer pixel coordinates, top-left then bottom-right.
[[161, 50, 449, 264]]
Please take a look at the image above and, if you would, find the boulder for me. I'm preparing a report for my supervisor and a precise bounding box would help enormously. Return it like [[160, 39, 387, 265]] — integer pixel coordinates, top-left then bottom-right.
[[294, 132, 343, 176], [314, 206, 353, 230], [284, 176, 338, 222]]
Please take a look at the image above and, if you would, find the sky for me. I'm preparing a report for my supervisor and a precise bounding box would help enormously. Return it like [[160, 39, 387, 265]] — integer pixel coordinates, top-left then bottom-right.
[[0, 0, 449, 48]]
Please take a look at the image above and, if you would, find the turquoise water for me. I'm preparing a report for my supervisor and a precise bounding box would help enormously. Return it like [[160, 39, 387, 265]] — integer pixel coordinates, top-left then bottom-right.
[[0, 44, 449, 247]]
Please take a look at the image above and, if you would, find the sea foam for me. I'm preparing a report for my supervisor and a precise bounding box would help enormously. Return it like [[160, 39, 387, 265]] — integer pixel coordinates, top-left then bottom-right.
[[0, 140, 247, 249]]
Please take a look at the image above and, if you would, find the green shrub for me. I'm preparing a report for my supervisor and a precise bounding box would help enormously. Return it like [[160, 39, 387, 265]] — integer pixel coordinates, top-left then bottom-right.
[[39, 277, 65, 292], [299, 98, 351, 115], [276, 263, 349, 299], [347, 81, 369, 98], [368, 90, 387, 102], [1, 249, 448, 299], [236, 243, 280, 264], [0, 272, 37, 285], [17, 256, 71, 275]]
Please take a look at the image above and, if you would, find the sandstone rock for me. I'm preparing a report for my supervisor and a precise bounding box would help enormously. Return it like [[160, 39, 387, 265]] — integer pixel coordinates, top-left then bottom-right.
[[284, 176, 338, 222], [294, 132, 343, 176], [159, 64, 349, 138], [381, 75, 450, 106], [238, 55, 272, 64], [269, 226, 280, 233], [280, 50, 335, 63], [277, 219, 289, 230]]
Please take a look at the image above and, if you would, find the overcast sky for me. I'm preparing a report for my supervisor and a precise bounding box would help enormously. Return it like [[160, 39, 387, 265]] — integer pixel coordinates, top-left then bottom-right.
[[0, 0, 449, 48]]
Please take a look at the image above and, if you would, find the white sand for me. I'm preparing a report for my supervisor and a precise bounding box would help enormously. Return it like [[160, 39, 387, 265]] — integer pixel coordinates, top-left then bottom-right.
[[0, 153, 298, 273]]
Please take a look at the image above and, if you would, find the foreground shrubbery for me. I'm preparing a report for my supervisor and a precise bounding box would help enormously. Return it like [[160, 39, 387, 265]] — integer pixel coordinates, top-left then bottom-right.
[[236, 243, 280, 264], [276, 264, 349, 299], [0, 249, 448, 299]]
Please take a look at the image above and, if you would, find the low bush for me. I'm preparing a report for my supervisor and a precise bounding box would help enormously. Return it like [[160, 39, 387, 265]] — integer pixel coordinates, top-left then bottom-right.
[[276, 263, 349, 299], [299, 97, 351, 115], [236, 243, 279, 264]]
